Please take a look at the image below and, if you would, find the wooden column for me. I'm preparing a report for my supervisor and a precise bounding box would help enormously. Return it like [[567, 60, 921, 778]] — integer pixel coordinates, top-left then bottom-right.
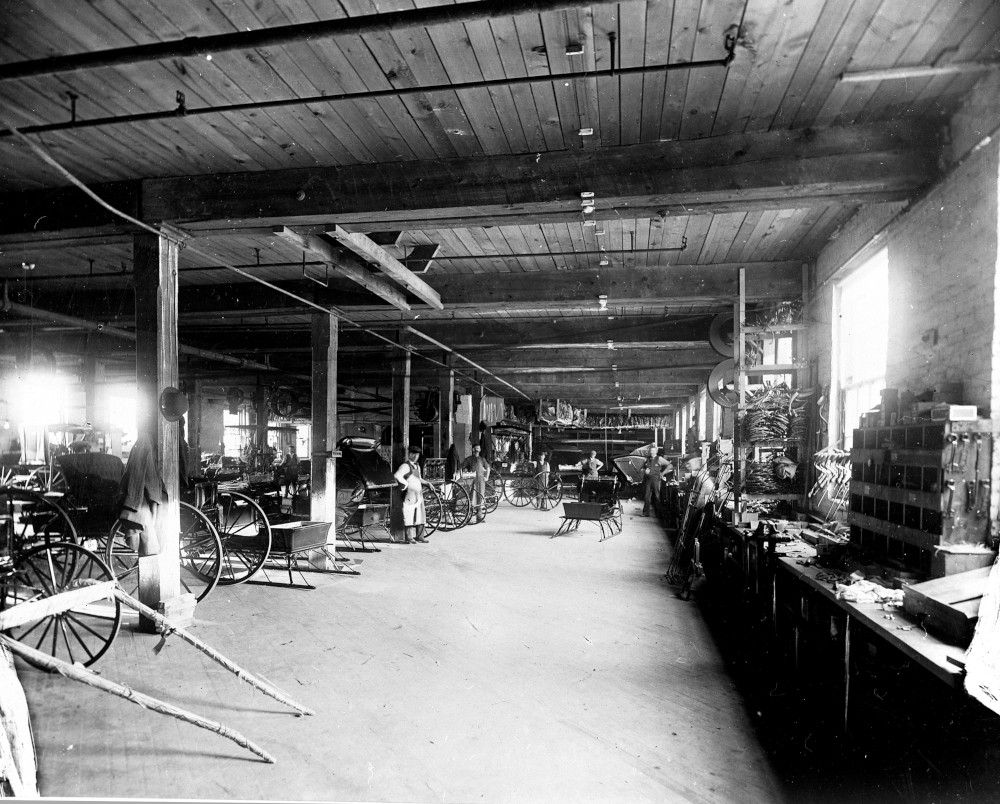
[[82, 352, 103, 430], [310, 313, 338, 529], [187, 380, 203, 475], [133, 229, 182, 631], [471, 381, 483, 451], [437, 355, 454, 457], [254, 384, 269, 467], [390, 335, 411, 538]]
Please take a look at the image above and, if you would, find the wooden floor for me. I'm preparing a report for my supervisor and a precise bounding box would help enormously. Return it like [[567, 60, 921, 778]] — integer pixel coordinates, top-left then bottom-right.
[[17, 498, 787, 803]]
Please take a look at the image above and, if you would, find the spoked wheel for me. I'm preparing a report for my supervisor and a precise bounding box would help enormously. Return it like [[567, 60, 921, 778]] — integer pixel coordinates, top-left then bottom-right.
[[422, 485, 442, 537], [0, 466, 15, 487], [438, 482, 471, 531], [484, 476, 501, 514], [215, 491, 271, 585], [530, 472, 562, 510], [105, 502, 223, 603], [0, 485, 78, 545], [23, 466, 50, 493], [505, 475, 535, 507], [490, 475, 506, 505], [2, 541, 121, 669]]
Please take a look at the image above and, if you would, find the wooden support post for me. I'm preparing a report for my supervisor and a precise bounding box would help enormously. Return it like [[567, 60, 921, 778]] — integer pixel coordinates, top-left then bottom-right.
[[310, 313, 338, 528], [390, 334, 411, 538], [437, 356, 454, 458], [187, 380, 203, 476], [254, 384, 269, 466], [133, 229, 182, 632], [471, 381, 483, 452], [82, 352, 102, 433]]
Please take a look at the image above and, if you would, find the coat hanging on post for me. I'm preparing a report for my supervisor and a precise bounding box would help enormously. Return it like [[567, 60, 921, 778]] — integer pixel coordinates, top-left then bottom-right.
[[118, 437, 167, 556]]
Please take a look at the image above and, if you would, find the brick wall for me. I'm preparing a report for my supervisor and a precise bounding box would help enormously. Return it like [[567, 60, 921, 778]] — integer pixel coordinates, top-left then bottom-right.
[[807, 72, 1000, 437], [884, 142, 998, 410]]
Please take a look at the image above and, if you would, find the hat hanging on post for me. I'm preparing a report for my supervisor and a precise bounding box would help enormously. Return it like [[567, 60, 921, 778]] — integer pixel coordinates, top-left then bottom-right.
[[159, 386, 189, 423]]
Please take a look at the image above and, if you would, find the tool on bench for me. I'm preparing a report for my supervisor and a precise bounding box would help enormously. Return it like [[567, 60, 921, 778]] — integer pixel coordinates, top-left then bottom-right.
[[968, 434, 983, 511], [976, 480, 990, 518], [958, 432, 971, 471]]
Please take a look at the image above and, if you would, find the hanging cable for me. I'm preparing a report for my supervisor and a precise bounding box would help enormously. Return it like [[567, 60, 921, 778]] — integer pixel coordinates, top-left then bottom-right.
[[0, 114, 527, 399]]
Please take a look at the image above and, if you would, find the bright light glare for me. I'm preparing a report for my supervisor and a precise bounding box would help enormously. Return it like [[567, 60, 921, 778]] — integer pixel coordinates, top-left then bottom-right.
[[11, 372, 69, 427]]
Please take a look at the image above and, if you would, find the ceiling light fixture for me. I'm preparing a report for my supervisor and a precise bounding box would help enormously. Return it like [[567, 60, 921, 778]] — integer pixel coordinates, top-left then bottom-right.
[[597, 294, 608, 310], [578, 127, 594, 136], [566, 43, 585, 56], [607, 340, 614, 350], [583, 204, 595, 214]]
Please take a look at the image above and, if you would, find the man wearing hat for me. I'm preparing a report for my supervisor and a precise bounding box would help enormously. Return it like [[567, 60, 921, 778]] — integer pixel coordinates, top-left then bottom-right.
[[394, 445, 428, 543]]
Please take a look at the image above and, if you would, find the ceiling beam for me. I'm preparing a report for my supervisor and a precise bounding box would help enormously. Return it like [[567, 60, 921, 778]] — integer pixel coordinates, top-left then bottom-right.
[[273, 226, 411, 310], [326, 225, 443, 310], [138, 124, 937, 230]]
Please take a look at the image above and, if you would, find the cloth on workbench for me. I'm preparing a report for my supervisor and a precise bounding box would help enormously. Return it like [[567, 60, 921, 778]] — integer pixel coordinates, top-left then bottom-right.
[[118, 437, 167, 555], [834, 579, 903, 606], [966, 559, 1000, 717]]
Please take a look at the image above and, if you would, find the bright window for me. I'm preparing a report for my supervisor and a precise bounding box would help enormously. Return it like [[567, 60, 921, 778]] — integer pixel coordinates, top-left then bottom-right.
[[834, 248, 889, 448]]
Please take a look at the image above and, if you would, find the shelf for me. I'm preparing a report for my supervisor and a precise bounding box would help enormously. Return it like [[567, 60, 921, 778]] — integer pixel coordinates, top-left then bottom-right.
[[739, 363, 809, 373], [742, 323, 809, 335]]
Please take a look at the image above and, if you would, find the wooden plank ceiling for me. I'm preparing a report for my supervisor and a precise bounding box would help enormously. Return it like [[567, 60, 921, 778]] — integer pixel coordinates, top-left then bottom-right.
[[0, 0, 996, 412]]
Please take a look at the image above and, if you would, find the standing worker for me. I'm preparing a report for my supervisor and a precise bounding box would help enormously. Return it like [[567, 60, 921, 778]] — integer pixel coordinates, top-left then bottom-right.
[[642, 446, 670, 517], [461, 444, 491, 524], [279, 447, 300, 499], [581, 450, 603, 479], [394, 445, 428, 543], [535, 451, 552, 510]]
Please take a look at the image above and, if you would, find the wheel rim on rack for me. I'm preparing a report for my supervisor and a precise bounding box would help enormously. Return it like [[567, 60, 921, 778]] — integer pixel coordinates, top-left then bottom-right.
[[215, 491, 271, 585], [2, 541, 121, 669]]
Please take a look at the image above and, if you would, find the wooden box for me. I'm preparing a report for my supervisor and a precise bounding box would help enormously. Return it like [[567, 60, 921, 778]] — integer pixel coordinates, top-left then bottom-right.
[[903, 566, 993, 646], [563, 502, 605, 520], [270, 521, 332, 553]]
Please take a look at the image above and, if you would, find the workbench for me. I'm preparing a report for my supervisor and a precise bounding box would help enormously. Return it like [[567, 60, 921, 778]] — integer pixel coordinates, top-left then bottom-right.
[[704, 522, 970, 737]]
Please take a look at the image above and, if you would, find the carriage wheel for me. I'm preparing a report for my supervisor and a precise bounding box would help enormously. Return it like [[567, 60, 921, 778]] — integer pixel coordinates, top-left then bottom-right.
[[490, 475, 506, 506], [0, 485, 78, 546], [23, 466, 50, 493], [484, 477, 501, 514], [438, 482, 471, 531], [422, 485, 442, 537], [2, 541, 121, 669], [105, 502, 223, 603], [0, 467, 15, 487], [215, 491, 271, 585], [531, 472, 562, 510], [505, 475, 534, 507]]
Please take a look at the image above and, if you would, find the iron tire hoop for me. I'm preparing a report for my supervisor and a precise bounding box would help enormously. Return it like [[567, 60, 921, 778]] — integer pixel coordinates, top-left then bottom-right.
[[707, 358, 738, 408], [709, 312, 735, 357]]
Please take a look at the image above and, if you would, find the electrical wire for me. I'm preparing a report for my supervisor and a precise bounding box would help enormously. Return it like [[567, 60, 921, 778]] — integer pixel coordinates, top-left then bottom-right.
[[1, 115, 527, 400]]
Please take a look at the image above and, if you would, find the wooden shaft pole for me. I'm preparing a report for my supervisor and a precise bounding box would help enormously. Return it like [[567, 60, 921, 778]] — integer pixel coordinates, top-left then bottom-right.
[[111, 586, 314, 716], [0, 634, 275, 763]]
